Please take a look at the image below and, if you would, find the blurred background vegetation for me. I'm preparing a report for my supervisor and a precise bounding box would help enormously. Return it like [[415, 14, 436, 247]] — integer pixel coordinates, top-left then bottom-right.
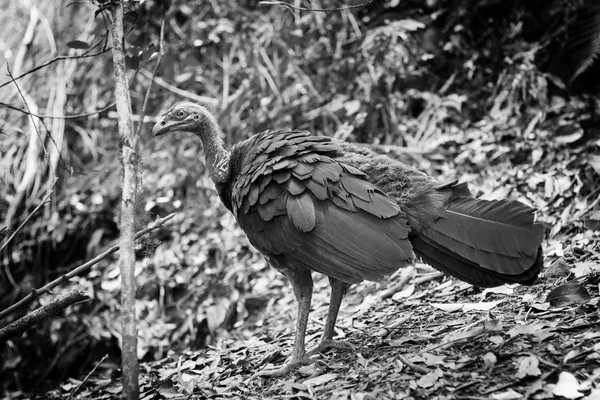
[[1, 0, 599, 394]]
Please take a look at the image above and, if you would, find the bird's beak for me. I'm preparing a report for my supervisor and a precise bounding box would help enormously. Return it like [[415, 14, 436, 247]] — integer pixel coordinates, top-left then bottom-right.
[[152, 118, 169, 137]]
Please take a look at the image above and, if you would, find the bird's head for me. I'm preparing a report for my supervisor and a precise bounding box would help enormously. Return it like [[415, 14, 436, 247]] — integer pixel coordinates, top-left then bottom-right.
[[152, 102, 216, 138]]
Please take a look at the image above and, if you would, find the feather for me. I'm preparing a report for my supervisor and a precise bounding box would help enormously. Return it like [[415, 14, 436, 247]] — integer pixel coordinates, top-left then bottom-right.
[[272, 169, 291, 183], [259, 182, 282, 205], [304, 179, 328, 200], [286, 193, 316, 232], [293, 162, 315, 179], [286, 177, 306, 195]]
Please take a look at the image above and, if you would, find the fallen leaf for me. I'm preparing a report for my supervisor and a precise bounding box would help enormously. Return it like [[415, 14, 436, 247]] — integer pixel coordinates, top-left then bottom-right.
[[571, 261, 600, 278], [588, 154, 600, 175], [392, 283, 415, 300], [417, 368, 443, 388], [564, 350, 579, 363], [480, 285, 514, 298], [488, 335, 504, 347], [545, 257, 570, 278], [553, 123, 583, 144], [552, 372, 584, 399], [482, 352, 497, 371], [463, 300, 503, 311], [491, 388, 523, 400], [422, 353, 445, 366], [528, 302, 551, 311], [303, 373, 337, 386], [431, 303, 463, 312], [583, 388, 600, 400], [516, 355, 541, 378], [508, 322, 549, 337], [547, 283, 591, 307]]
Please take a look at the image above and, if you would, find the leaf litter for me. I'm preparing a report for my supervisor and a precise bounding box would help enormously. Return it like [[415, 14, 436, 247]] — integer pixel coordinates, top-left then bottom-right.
[[36, 54, 600, 400]]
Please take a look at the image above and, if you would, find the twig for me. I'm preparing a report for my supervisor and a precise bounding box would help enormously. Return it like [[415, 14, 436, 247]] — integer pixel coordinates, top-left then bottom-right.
[[396, 354, 429, 374], [135, 18, 165, 138], [0, 213, 176, 321], [1, 179, 57, 288], [0, 49, 111, 91], [379, 267, 415, 300], [6, 64, 54, 180], [140, 69, 219, 107], [0, 101, 116, 120], [425, 331, 487, 353], [518, 352, 560, 369], [259, 0, 374, 12], [0, 289, 89, 343], [70, 354, 109, 399], [375, 312, 413, 337], [413, 272, 445, 285]]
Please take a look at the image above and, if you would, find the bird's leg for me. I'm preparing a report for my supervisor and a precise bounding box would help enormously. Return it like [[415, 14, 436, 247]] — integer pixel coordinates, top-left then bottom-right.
[[252, 268, 314, 378], [308, 277, 355, 356]]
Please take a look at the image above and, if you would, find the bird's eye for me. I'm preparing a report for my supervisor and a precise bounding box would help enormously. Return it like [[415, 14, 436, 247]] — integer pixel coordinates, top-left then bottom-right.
[[176, 109, 185, 118]]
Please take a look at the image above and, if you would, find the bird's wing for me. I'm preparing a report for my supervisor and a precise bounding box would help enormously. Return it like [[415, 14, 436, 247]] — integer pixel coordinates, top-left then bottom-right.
[[231, 131, 413, 283]]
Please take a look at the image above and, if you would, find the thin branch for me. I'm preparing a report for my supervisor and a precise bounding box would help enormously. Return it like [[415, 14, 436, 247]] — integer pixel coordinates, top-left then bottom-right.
[[379, 266, 415, 300], [140, 69, 219, 107], [69, 354, 109, 399], [0, 49, 111, 91], [135, 18, 165, 137], [1, 179, 57, 288], [6, 64, 55, 181], [259, 0, 374, 12], [0, 101, 116, 120], [0, 213, 176, 321], [0, 289, 90, 344], [396, 354, 429, 374]]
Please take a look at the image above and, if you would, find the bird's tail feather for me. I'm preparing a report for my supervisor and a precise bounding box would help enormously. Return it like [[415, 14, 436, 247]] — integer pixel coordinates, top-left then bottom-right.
[[410, 196, 544, 287]]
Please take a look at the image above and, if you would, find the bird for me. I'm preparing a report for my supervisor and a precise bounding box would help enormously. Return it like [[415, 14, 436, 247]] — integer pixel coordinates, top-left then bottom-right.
[[153, 102, 544, 377]]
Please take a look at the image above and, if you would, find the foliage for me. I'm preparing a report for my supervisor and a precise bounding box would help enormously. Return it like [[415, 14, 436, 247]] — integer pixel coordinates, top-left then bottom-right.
[[0, 0, 599, 396]]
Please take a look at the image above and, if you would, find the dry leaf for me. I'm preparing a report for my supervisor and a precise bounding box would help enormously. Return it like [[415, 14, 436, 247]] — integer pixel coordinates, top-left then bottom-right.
[[480, 285, 514, 298], [431, 303, 463, 312], [462, 300, 503, 311], [482, 352, 497, 371], [547, 283, 591, 307], [303, 373, 337, 386], [587, 154, 600, 176], [552, 372, 584, 399], [416, 368, 443, 388], [491, 388, 523, 400], [571, 261, 600, 278], [516, 355, 541, 378]]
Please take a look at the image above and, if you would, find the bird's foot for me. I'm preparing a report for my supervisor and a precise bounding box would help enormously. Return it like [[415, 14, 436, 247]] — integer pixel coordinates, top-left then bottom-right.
[[249, 356, 312, 380], [307, 339, 355, 356]]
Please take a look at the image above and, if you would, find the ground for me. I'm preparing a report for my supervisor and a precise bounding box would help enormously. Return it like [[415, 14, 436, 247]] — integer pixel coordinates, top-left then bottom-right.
[[40, 123, 600, 400], [51, 264, 600, 399]]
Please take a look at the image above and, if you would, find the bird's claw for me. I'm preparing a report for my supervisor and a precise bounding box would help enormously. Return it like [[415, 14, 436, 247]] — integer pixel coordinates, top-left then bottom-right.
[[307, 339, 355, 356], [249, 356, 312, 380]]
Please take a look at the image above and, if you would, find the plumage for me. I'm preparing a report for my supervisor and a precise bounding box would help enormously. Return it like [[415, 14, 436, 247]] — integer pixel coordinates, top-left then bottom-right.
[[153, 102, 545, 378]]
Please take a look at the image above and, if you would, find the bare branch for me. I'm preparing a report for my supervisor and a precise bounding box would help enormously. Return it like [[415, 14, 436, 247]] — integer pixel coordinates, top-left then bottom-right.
[[1, 179, 57, 289], [69, 354, 109, 398], [140, 69, 219, 107], [0, 289, 90, 344], [0, 101, 116, 120], [135, 18, 165, 137], [0, 49, 111, 91], [0, 213, 176, 321], [6, 65, 54, 181]]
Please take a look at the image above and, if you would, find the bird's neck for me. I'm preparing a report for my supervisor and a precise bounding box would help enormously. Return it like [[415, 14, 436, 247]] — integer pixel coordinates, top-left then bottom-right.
[[197, 120, 230, 184]]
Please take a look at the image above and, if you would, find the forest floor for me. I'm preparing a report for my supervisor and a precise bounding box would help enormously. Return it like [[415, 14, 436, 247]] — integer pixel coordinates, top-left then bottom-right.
[[45, 262, 600, 400], [38, 121, 600, 400]]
